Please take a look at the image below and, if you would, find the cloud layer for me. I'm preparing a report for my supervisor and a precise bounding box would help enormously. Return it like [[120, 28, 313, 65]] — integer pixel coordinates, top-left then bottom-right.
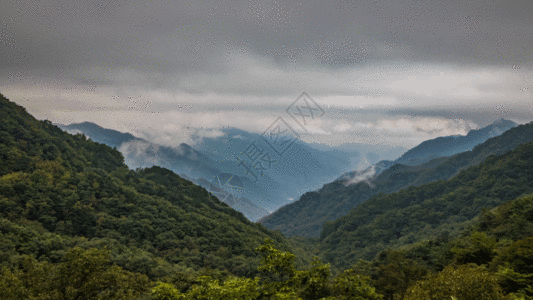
[[1, 0, 532, 150]]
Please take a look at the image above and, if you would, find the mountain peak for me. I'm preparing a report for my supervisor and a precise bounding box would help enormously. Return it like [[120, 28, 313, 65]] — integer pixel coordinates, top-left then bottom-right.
[[393, 119, 518, 166], [492, 118, 516, 127]]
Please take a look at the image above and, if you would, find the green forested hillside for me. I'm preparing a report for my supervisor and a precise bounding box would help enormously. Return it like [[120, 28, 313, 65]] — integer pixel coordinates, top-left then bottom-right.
[[318, 138, 533, 271], [348, 192, 533, 300], [0, 93, 309, 280], [260, 121, 533, 238], [143, 188, 533, 300]]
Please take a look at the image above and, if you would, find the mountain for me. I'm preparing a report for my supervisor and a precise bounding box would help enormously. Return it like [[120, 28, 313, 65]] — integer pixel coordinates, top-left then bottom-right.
[[394, 118, 517, 166], [259, 120, 532, 237], [193, 127, 405, 212], [59, 121, 142, 148], [338, 191, 533, 299], [57, 122, 272, 221], [59, 122, 365, 213], [181, 174, 270, 221], [336, 119, 518, 181], [303, 141, 408, 171], [58, 122, 218, 179], [0, 93, 309, 281], [318, 135, 533, 272], [193, 127, 359, 211]]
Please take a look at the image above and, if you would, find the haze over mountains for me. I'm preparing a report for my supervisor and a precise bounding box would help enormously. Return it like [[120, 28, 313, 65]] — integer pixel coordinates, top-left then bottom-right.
[[60, 117, 518, 226], [335, 118, 518, 183], [259, 118, 522, 237], [59, 122, 269, 221], [58, 122, 407, 220], [393, 118, 518, 166]]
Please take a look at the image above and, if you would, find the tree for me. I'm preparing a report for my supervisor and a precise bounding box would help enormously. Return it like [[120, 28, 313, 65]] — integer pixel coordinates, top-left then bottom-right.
[[255, 238, 300, 298], [151, 276, 260, 300], [328, 268, 383, 300], [0, 247, 150, 300], [492, 236, 533, 295], [451, 231, 497, 266], [295, 257, 332, 300], [369, 251, 428, 300], [403, 264, 505, 300], [496, 265, 533, 300], [151, 282, 183, 300]]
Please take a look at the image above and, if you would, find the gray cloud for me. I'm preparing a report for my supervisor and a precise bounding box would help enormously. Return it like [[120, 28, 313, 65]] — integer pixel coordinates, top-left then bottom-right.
[[1, 0, 532, 150], [3, 0, 532, 75]]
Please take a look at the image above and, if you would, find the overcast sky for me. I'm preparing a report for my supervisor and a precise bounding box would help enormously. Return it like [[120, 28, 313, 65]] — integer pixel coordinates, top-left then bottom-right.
[[1, 0, 532, 151]]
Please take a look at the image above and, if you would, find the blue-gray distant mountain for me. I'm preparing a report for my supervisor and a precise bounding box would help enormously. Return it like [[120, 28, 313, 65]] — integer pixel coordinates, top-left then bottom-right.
[[59, 122, 217, 178], [193, 127, 357, 211], [192, 127, 412, 211], [394, 118, 517, 166], [58, 122, 390, 219], [59, 121, 142, 149], [58, 122, 270, 221], [330, 119, 517, 189]]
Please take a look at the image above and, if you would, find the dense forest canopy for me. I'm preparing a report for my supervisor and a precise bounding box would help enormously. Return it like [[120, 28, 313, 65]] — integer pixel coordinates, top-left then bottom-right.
[[319, 136, 533, 270], [0, 93, 311, 280]]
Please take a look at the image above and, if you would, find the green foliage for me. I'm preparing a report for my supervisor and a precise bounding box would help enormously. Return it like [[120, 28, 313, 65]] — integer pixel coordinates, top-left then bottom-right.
[[328, 269, 383, 300], [318, 139, 533, 271], [152, 276, 261, 300], [0, 247, 149, 299], [345, 193, 533, 300], [403, 264, 505, 300], [295, 257, 332, 299], [187, 276, 260, 300], [150, 239, 384, 300], [151, 282, 182, 300], [354, 250, 428, 300], [451, 231, 498, 266], [497, 265, 533, 298], [0, 93, 306, 280], [491, 236, 533, 296]]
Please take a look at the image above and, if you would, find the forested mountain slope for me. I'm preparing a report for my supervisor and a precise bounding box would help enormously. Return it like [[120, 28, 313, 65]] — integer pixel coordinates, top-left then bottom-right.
[[0, 93, 308, 281], [259, 121, 533, 238], [318, 138, 533, 271], [144, 191, 533, 299], [58, 122, 270, 222], [346, 192, 533, 300]]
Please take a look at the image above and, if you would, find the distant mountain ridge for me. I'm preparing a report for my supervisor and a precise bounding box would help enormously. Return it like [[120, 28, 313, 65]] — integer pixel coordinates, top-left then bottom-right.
[[259, 119, 528, 237], [333, 119, 517, 184], [58, 122, 270, 221], [59, 121, 142, 148], [394, 118, 517, 166]]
